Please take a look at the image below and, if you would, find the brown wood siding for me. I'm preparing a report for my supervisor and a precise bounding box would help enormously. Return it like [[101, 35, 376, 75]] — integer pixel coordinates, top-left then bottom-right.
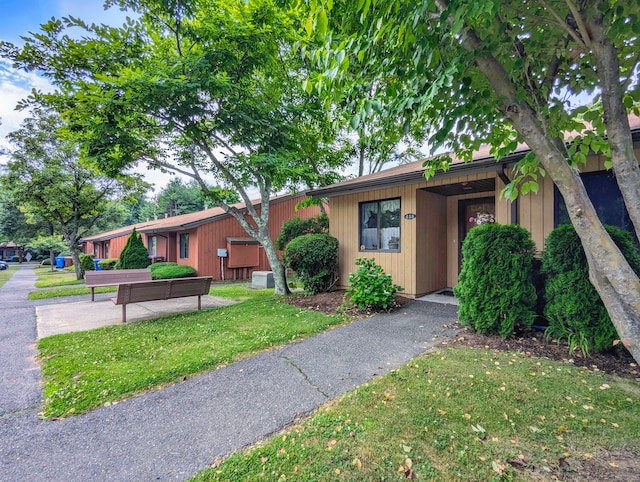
[[107, 235, 129, 260], [330, 185, 418, 295], [415, 190, 447, 296], [190, 196, 325, 280]]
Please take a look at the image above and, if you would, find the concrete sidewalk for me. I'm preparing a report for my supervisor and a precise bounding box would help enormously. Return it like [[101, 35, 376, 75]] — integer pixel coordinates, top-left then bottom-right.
[[36, 295, 238, 337], [1, 266, 460, 481]]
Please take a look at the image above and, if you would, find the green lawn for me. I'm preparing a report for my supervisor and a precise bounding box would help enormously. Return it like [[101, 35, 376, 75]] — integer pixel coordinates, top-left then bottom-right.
[[194, 347, 640, 481], [33, 267, 83, 288], [0, 265, 17, 288], [37, 286, 350, 418]]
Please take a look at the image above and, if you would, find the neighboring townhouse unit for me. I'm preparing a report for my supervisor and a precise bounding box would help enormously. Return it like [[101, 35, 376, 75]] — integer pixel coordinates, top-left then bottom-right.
[[82, 193, 325, 280]]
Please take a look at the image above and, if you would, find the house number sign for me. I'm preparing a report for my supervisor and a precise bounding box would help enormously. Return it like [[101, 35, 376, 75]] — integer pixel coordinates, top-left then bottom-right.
[[404, 213, 416, 219]]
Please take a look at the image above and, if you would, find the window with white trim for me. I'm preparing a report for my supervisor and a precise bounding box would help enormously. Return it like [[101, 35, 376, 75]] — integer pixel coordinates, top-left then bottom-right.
[[359, 198, 401, 251]]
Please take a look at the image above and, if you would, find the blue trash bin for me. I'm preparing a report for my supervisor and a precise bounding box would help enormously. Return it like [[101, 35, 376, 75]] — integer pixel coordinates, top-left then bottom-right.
[[93, 259, 104, 271], [55, 256, 65, 269]]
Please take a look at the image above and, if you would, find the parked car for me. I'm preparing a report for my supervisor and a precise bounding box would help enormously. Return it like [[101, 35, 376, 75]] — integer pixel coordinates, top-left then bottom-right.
[[0, 260, 7, 270]]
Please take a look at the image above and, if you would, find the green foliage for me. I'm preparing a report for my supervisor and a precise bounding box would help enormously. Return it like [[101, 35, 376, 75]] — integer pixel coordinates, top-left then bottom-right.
[[41, 258, 52, 266], [97, 258, 118, 270], [454, 224, 537, 337], [79, 254, 95, 272], [345, 257, 402, 311], [118, 228, 151, 270], [543, 224, 640, 355], [283, 233, 338, 295], [150, 263, 196, 280], [275, 214, 329, 250]]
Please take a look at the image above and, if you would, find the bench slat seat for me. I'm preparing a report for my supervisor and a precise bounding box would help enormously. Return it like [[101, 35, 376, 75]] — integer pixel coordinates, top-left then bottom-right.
[[85, 269, 152, 301], [111, 277, 213, 322]]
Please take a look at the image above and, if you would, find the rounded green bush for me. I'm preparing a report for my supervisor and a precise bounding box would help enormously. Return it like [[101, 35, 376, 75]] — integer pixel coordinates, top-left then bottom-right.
[[345, 257, 403, 311], [283, 233, 338, 295], [454, 223, 537, 337], [543, 224, 640, 355], [98, 258, 118, 270], [151, 264, 196, 280], [275, 214, 329, 250]]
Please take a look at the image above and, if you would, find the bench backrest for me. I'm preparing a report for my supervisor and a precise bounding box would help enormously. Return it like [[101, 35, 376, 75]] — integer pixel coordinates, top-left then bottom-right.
[[85, 269, 152, 287], [114, 277, 212, 305]]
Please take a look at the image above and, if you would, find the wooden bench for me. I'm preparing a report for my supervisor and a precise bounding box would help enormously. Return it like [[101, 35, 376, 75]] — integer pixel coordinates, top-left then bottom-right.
[[85, 269, 152, 301], [111, 277, 213, 322]]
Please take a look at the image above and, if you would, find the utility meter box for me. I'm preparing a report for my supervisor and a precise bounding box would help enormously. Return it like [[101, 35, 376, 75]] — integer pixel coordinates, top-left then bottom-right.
[[217, 248, 228, 257], [252, 271, 274, 289]]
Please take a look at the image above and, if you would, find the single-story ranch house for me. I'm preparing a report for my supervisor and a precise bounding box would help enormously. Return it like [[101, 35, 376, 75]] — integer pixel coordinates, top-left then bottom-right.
[[82, 193, 325, 280], [310, 120, 640, 299]]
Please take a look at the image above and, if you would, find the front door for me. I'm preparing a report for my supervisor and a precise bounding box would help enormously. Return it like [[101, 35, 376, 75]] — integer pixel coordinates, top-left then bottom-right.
[[458, 197, 495, 271]]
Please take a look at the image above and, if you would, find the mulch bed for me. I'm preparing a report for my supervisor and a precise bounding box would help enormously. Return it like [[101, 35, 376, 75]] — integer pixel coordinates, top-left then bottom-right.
[[282, 290, 638, 380]]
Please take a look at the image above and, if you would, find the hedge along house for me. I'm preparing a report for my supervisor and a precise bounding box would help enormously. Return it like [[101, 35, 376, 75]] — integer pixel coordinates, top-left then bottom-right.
[[81, 193, 325, 280], [309, 120, 640, 299]]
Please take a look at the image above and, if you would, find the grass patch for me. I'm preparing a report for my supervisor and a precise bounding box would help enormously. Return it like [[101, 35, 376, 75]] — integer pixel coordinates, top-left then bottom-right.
[[28, 282, 253, 301], [29, 286, 116, 300], [0, 265, 17, 288], [34, 268, 83, 288], [37, 288, 350, 418], [194, 348, 640, 481]]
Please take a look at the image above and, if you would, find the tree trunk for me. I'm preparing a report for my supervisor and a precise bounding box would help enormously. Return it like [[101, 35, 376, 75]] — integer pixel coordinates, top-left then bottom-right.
[[450, 15, 640, 363], [61, 226, 84, 280], [589, 13, 640, 241], [257, 233, 291, 296], [49, 249, 55, 272]]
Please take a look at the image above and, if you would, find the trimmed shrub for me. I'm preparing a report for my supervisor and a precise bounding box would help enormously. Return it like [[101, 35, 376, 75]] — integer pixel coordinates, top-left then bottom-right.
[[119, 228, 151, 269], [543, 224, 640, 355], [41, 258, 51, 266], [150, 263, 196, 280], [454, 223, 537, 337], [345, 257, 403, 311], [275, 214, 329, 250], [80, 254, 95, 272], [98, 258, 118, 270], [283, 233, 338, 295]]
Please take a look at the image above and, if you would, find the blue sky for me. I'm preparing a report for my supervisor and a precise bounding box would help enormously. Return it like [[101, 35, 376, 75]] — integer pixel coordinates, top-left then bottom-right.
[[0, 1, 184, 191]]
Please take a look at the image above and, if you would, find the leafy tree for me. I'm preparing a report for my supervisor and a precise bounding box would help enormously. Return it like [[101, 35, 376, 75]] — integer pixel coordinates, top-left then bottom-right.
[[2, 0, 349, 295], [1, 109, 146, 279], [27, 235, 68, 271], [118, 228, 151, 269], [307, 0, 640, 363], [155, 178, 206, 218]]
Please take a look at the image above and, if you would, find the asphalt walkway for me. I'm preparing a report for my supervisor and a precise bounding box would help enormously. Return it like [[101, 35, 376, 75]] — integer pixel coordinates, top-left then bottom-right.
[[0, 265, 459, 481]]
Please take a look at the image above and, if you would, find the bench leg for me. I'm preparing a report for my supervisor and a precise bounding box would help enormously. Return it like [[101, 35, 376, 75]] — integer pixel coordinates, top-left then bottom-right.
[[122, 304, 127, 323]]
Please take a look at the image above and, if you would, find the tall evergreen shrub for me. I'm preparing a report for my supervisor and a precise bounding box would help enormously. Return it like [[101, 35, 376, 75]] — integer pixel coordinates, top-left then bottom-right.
[[283, 233, 338, 294], [543, 224, 640, 354], [80, 253, 95, 272], [454, 223, 537, 337], [118, 228, 151, 269]]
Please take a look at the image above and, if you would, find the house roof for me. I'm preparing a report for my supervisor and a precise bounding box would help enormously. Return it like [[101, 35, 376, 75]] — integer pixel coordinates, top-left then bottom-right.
[[80, 192, 306, 243], [310, 116, 640, 198]]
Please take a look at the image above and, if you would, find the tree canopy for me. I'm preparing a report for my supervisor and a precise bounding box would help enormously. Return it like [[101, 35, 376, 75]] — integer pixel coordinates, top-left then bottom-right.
[[307, 0, 640, 362], [1, 0, 349, 294], [1, 108, 145, 279]]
